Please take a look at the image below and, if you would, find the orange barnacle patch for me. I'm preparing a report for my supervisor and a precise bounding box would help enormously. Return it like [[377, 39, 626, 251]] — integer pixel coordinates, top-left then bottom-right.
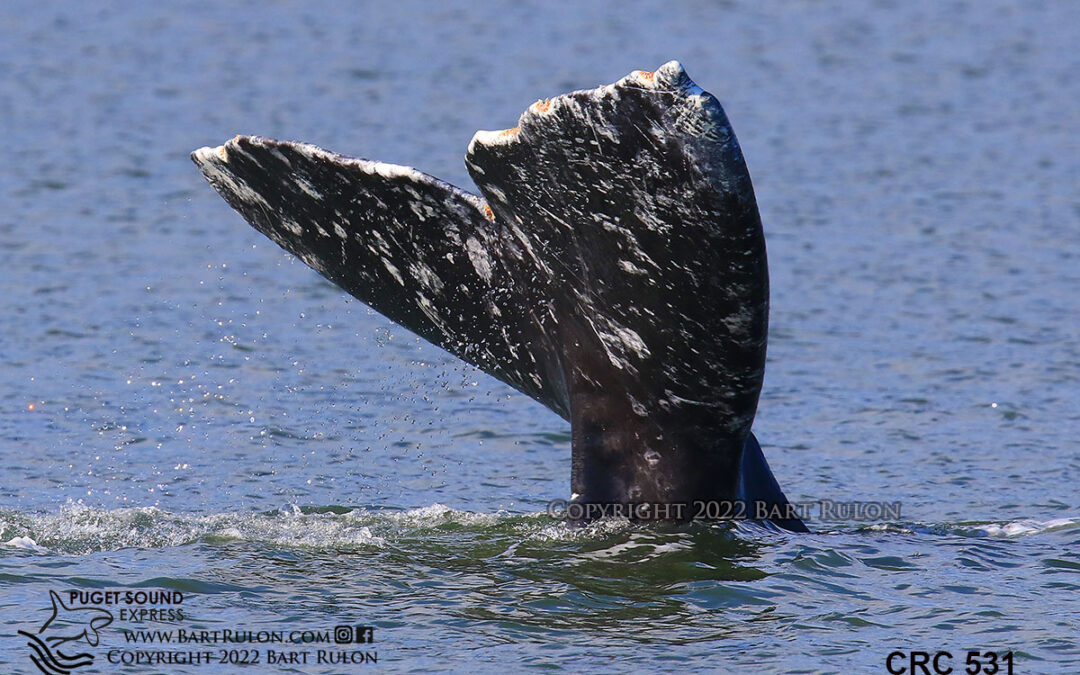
[[534, 99, 552, 113], [482, 203, 495, 220], [636, 70, 655, 82], [499, 126, 520, 137]]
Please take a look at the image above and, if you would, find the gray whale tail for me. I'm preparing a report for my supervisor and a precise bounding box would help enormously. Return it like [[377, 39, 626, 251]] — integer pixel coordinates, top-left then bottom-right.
[[192, 61, 807, 532]]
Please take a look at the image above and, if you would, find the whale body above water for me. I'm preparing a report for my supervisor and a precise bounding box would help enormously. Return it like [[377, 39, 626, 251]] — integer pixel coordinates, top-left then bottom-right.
[[192, 61, 808, 532]]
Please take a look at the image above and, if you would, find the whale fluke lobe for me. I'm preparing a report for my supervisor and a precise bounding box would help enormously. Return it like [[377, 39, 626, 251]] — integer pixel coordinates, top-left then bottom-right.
[[192, 61, 806, 532], [190, 138, 569, 416]]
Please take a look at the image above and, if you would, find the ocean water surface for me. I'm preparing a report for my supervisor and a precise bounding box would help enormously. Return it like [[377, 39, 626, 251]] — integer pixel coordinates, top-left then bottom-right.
[[2, 1, 1078, 672]]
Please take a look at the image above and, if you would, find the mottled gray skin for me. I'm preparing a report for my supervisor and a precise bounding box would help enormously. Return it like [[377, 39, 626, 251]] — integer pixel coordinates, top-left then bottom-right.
[[191, 61, 806, 532]]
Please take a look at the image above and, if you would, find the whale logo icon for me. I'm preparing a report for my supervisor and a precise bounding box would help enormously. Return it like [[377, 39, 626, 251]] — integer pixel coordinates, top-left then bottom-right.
[[18, 590, 113, 675]]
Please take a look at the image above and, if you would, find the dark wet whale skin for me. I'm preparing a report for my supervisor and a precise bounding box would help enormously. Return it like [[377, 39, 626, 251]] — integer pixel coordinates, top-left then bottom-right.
[[191, 61, 807, 532]]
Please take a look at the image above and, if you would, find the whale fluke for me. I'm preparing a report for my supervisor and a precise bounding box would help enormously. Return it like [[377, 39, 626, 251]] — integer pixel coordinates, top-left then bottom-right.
[[192, 61, 807, 532]]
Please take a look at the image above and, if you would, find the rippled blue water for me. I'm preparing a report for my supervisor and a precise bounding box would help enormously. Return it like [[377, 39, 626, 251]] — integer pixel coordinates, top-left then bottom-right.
[[2, 1, 1078, 672]]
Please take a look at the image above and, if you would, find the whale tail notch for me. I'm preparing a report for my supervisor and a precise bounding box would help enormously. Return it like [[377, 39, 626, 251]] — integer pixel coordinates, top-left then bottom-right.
[[191, 61, 808, 532]]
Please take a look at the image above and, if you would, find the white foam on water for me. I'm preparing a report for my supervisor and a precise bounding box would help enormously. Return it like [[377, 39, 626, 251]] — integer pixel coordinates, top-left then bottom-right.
[[852, 517, 1080, 539], [0, 503, 387, 554], [3, 535, 45, 550], [975, 517, 1080, 538], [374, 503, 505, 528], [0, 503, 581, 555]]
